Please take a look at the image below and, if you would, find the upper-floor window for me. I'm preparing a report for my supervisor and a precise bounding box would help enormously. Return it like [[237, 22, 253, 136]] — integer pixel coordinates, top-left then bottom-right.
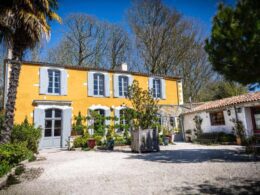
[[210, 111, 225, 126], [119, 76, 129, 97], [94, 73, 105, 96], [153, 79, 161, 98], [47, 69, 61, 94]]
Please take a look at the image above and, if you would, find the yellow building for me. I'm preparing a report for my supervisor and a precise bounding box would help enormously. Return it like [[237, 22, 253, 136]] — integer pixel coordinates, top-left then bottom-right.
[[4, 61, 183, 148]]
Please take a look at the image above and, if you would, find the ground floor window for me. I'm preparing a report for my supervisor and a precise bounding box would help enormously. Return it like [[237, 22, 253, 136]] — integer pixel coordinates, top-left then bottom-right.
[[45, 109, 62, 137], [170, 117, 175, 127], [93, 109, 105, 130], [210, 111, 225, 126], [119, 109, 129, 131]]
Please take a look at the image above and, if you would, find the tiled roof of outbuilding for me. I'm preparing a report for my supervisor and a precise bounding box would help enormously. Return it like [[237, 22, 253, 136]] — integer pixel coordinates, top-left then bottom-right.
[[184, 92, 260, 114]]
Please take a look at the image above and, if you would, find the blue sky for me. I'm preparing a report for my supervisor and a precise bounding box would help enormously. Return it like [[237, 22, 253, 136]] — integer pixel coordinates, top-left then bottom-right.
[[44, 0, 236, 55]]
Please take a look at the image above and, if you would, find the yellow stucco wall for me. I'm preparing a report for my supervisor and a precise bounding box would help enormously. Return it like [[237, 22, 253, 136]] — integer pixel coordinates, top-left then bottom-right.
[[14, 63, 180, 124]]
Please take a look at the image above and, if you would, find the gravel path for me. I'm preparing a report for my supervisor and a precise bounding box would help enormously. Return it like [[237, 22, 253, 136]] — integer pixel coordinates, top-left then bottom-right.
[[1, 143, 259, 195]]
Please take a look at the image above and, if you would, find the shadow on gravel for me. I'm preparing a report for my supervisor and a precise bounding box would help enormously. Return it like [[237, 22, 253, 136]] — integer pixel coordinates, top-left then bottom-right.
[[126, 149, 259, 163], [171, 177, 260, 194]]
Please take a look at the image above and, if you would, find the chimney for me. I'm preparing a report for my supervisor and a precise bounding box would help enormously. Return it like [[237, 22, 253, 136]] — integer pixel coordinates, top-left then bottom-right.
[[121, 63, 128, 71]]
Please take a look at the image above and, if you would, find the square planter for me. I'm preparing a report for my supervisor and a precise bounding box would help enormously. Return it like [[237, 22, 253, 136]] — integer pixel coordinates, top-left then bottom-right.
[[131, 128, 160, 153]]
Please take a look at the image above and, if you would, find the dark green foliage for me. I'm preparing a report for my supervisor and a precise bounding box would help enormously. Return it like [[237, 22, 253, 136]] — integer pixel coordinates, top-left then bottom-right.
[[73, 135, 88, 148], [72, 112, 86, 135], [94, 135, 103, 146], [87, 111, 107, 136], [193, 115, 203, 137], [114, 135, 127, 146], [195, 132, 236, 144], [11, 118, 42, 153], [205, 0, 260, 84], [231, 119, 245, 140], [0, 161, 11, 177], [0, 142, 32, 165], [127, 80, 159, 129], [15, 165, 25, 176], [0, 142, 33, 177]]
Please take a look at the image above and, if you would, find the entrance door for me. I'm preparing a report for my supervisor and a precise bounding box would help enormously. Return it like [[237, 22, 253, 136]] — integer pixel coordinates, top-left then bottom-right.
[[43, 109, 62, 148]]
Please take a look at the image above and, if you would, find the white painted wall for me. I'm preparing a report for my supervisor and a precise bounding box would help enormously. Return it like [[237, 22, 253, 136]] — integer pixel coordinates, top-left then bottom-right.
[[183, 106, 254, 137]]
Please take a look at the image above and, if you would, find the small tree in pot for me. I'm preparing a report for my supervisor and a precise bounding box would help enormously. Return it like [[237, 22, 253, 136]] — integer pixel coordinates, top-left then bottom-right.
[[126, 80, 160, 153]]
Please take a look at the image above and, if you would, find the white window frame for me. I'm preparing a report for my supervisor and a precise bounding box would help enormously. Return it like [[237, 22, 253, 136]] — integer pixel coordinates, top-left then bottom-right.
[[47, 69, 61, 95], [118, 76, 129, 97], [93, 73, 105, 96], [153, 79, 161, 98]]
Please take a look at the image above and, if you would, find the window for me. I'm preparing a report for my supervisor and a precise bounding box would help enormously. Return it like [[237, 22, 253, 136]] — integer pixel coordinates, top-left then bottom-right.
[[210, 111, 225, 126], [153, 79, 161, 98], [119, 76, 129, 97], [47, 70, 61, 94], [45, 109, 62, 137], [119, 109, 129, 131], [93, 109, 105, 130], [94, 73, 105, 96], [170, 117, 175, 127]]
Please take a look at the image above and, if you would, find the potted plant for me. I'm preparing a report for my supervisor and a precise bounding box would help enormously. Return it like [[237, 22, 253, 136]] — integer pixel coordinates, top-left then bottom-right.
[[126, 80, 160, 153], [231, 119, 245, 145], [87, 137, 96, 149], [162, 127, 171, 145], [106, 126, 115, 150], [185, 129, 192, 142]]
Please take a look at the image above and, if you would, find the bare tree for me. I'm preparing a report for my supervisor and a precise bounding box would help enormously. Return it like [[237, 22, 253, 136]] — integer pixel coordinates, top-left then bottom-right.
[[180, 43, 214, 102], [62, 14, 106, 67], [128, 0, 189, 74], [106, 24, 130, 69], [46, 38, 74, 65]]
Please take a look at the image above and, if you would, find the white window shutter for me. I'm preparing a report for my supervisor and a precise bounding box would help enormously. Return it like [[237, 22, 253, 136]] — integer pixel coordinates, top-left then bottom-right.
[[114, 108, 120, 132], [105, 109, 111, 126], [148, 77, 153, 91], [105, 73, 110, 97], [88, 72, 94, 96], [39, 68, 48, 94], [128, 75, 133, 87], [113, 74, 119, 97], [60, 70, 68, 95], [114, 108, 120, 125], [34, 107, 45, 149], [62, 108, 72, 148], [161, 79, 166, 99]]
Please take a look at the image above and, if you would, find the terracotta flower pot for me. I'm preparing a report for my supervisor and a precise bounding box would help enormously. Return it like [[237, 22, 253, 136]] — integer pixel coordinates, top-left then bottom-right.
[[236, 137, 241, 145], [87, 138, 96, 149]]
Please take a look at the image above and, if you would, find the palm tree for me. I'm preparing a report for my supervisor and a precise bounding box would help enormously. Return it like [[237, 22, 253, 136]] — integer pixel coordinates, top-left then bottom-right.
[[0, 0, 61, 143]]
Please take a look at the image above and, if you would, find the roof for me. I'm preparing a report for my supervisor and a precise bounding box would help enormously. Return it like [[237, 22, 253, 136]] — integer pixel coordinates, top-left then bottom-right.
[[184, 92, 260, 114], [5, 59, 181, 81]]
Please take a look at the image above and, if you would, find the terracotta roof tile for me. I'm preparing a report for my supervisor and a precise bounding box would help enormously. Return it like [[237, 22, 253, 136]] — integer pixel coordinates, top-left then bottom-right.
[[184, 92, 260, 114]]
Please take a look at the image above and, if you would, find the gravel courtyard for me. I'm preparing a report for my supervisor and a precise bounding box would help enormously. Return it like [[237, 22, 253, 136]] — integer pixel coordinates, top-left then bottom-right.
[[1, 143, 259, 195]]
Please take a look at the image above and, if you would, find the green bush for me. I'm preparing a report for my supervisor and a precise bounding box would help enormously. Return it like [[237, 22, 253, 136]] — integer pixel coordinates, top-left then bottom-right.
[[94, 135, 103, 146], [114, 135, 126, 146], [11, 118, 41, 153], [0, 143, 33, 165], [73, 136, 88, 148], [0, 161, 11, 177], [0, 143, 33, 177], [196, 132, 236, 144]]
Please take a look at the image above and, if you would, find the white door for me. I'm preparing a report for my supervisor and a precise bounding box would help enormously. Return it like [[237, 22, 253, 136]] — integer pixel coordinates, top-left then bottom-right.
[[42, 109, 62, 148]]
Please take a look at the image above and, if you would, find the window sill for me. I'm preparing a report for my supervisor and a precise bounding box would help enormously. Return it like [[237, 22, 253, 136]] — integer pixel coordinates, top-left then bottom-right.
[[40, 93, 63, 96]]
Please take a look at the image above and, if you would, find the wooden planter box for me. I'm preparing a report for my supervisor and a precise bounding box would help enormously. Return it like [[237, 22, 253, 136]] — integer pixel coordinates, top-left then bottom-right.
[[131, 128, 160, 153]]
